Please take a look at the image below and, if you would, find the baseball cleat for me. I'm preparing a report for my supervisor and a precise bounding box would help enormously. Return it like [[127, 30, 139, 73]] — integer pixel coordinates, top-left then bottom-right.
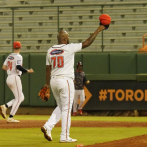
[[41, 126, 52, 141], [60, 137, 77, 143], [78, 109, 82, 115], [0, 105, 7, 119], [72, 112, 77, 116], [7, 117, 20, 123]]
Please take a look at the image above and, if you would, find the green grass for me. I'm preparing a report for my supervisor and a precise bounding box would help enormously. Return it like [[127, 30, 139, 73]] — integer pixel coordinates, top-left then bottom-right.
[[72, 116, 147, 122], [0, 127, 147, 147], [2, 115, 147, 122], [0, 115, 147, 147]]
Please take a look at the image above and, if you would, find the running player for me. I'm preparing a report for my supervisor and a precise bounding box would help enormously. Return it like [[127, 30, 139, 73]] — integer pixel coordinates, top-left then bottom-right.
[[73, 61, 90, 116], [41, 25, 106, 143], [0, 41, 34, 123]]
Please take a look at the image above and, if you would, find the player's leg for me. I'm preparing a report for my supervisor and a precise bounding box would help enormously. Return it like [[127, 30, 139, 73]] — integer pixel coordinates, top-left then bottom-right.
[[41, 106, 61, 141], [41, 77, 62, 141], [78, 90, 85, 115], [73, 90, 79, 116], [45, 77, 62, 128], [43, 79, 62, 129], [6, 99, 15, 107], [44, 106, 61, 130], [0, 99, 15, 119], [60, 78, 77, 142], [0, 75, 23, 119], [6, 75, 24, 122]]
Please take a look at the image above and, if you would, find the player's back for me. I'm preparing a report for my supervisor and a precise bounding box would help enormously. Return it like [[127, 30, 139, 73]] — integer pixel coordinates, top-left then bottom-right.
[[46, 43, 82, 79], [4, 53, 22, 76]]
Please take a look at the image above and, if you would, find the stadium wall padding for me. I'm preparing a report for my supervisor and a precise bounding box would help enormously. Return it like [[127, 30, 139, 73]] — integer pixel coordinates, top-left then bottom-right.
[[0, 55, 5, 104], [83, 53, 109, 74], [137, 53, 147, 74], [109, 53, 137, 74], [1, 52, 147, 107], [21, 54, 30, 106]]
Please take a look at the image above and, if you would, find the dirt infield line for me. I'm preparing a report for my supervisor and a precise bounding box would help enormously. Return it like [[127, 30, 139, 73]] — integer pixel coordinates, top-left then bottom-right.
[[0, 120, 147, 129]]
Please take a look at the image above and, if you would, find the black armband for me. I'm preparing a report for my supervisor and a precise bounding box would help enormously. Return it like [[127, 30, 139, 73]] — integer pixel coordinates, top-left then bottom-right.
[[16, 65, 27, 73]]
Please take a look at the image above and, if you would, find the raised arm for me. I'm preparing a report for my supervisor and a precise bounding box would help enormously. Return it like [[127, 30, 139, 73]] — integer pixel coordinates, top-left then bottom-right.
[[82, 25, 105, 49]]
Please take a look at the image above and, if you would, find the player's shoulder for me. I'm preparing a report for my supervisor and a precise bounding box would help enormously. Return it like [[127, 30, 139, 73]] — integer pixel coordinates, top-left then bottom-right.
[[11, 54, 22, 61], [8, 53, 22, 58], [18, 53, 22, 57], [5, 53, 12, 60], [68, 43, 80, 47], [47, 44, 67, 55], [67, 43, 82, 53], [16, 53, 22, 58], [7, 53, 12, 58]]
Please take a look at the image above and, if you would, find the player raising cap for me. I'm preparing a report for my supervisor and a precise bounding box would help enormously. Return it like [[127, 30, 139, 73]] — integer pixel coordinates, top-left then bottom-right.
[[41, 24, 108, 143]]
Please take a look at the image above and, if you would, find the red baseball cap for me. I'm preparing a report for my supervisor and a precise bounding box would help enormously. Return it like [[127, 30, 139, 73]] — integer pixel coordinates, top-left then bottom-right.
[[13, 41, 21, 49]]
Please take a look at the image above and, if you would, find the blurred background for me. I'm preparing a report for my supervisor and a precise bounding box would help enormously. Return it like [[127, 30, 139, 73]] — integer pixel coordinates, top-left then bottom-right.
[[0, 0, 146, 52]]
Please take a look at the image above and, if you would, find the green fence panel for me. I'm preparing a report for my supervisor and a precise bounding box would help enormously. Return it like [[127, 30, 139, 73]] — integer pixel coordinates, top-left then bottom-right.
[[0, 55, 5, 104], [21, 54, 30, 106], [74, 53, 82, 70], [137, 53, 147, 74], [110, 53, 136, 74], [83, 53, 109, 74], [30, 53, 56, 107], [86, 74, 136, 80]]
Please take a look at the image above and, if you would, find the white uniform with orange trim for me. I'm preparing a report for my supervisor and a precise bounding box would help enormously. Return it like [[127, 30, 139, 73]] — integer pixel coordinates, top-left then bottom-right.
[[45, 43, 82, 140], [3, 53, 24, 116]]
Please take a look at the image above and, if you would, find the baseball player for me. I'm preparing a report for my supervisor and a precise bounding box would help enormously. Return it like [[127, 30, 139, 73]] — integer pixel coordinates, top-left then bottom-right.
[[0, 41, 34, 123], [73, 62, 90, 116], [41, 25, 106, 143]]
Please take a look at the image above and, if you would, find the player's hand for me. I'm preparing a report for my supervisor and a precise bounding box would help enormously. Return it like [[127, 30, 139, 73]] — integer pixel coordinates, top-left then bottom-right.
[[27, 68, 34, 73], [44, 84, 49, 88], [99, 22, 109, 30], [86, 80, 90, 84]]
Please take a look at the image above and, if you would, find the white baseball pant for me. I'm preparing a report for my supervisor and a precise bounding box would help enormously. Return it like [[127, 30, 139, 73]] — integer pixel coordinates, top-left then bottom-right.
[[6, 75, 24, 116], [44, 76, 74, 141], [73, 89, 85, 113]]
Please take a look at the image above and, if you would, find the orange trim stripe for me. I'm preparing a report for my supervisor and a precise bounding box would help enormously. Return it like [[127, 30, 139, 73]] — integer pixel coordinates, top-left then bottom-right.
[[11, 76, 20, 115], [66, 80, 70, 140]]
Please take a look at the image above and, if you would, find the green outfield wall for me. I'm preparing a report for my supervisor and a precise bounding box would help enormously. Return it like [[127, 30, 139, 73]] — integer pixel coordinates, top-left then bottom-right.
[[1, 52, 147, 108]]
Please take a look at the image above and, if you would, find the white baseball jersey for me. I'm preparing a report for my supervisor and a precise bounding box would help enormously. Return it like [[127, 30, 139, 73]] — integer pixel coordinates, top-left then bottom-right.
[[3, 53, 23, 76], [46, 43, 82, 79]]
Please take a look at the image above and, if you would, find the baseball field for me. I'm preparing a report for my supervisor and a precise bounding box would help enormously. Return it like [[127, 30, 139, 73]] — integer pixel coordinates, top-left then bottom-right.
[[0, 115, 147, 147]]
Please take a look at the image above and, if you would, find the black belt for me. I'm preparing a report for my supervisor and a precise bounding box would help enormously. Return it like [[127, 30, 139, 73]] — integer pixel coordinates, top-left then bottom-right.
[[18, 75, 20, 77]]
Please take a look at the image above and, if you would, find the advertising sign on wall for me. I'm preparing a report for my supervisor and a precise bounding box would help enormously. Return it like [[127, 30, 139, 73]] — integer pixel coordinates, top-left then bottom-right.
[[83, 81, 147, 110]]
